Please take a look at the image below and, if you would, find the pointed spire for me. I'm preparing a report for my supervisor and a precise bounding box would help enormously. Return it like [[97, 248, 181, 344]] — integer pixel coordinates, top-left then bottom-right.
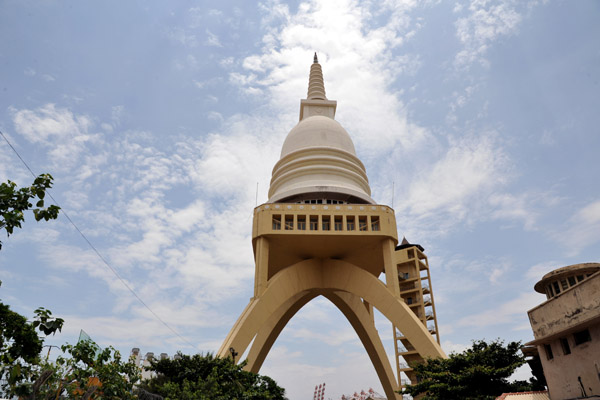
[[401, 237, 409, 246], [307, 53, 327, 100]]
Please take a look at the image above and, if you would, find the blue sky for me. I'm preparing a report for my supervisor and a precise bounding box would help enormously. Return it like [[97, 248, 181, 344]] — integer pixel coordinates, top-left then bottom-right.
[[1, 1, 599, 399]]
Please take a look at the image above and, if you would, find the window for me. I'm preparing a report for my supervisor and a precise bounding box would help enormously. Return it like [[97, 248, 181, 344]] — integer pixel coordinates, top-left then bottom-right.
[[297, 215, 306, 230], [576, 275, 584, 282], [560, 338, 571, 355], [285, 215, 294, 230], [552, 281, 561, 295], [568, 276, 576, 286], [359, 216, 368, 231], [272, 215, 281, 230], [322, 215, 330, 231], [560, 279, 568, 290], [544, 344, 553, 360], [371, 216, 380, 231], [347, 216, 355, 231], [310, 215, 318, 231], [573, 329, 591, 346], [334, 216, 343, 231], [406, 297, 413, 305]]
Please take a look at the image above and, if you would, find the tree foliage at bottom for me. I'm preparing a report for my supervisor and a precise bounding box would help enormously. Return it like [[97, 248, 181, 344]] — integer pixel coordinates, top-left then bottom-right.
[[403, 339, 537, 400], [139, 353, 286, 400]]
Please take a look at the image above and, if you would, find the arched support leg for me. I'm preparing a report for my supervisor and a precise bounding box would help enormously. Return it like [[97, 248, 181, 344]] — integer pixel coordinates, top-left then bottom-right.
[[218, 259, 445, 381], [325, 291, 401, 400], [245, 292, 316, 373]]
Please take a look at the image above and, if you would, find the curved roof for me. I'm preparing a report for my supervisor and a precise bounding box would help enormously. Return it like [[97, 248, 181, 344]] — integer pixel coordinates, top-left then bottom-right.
[[280, 116, 356, 158], [533, 262, 600, 293]]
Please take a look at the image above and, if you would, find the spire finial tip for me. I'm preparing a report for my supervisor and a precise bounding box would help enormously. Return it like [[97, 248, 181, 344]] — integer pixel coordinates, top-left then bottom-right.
[[313, 52, 318, 64]]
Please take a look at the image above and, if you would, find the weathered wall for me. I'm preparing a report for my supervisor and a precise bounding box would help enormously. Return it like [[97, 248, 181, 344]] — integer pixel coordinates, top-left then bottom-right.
[[537, 324, 600, 399], [529, 274, 600, 340]]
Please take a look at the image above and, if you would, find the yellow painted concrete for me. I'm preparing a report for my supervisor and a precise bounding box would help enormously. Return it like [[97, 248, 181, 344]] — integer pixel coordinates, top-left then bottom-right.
[[218, 258, 446, 398]]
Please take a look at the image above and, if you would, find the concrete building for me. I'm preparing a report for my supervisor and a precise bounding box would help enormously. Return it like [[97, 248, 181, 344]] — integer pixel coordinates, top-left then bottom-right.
[[495, 391, 550, 400], [527, 262, 600, 400], [130, 348, 181, 381], [217, 54, 445, 400]]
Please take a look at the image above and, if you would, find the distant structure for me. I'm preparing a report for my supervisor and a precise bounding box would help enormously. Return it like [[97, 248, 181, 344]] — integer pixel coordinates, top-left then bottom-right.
[[526, 262, 600, 399], [130, 348, 181, 381], [341, 388, 386, 400], [313, 383, 325, 400], [494, 391, 549, 400], [217, 54, 445, 400]]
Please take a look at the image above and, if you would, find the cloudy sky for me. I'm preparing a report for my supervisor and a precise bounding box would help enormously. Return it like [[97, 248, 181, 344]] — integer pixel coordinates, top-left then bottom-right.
[[1, 0, 599, 398]]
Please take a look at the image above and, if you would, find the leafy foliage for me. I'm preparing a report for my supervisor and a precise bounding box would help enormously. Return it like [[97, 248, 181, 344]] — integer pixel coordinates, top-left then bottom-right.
[[0, 173, 60, 250], [403, 339, 534, 400], [31, 340, 141, 400], [0, 303, 64, 397], [139, 353, 287, 400]]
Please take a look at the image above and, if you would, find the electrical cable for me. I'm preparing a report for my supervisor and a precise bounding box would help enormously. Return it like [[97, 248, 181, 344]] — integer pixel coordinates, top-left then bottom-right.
[[1, 129, 199, 351]]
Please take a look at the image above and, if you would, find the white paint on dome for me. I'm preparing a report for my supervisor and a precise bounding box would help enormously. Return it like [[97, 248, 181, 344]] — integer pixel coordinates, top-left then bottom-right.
[[280, 116, 356, 158]]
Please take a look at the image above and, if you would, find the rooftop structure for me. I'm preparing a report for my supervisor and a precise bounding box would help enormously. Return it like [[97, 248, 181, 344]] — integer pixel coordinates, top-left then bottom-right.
[[527, 262, 600, 400]]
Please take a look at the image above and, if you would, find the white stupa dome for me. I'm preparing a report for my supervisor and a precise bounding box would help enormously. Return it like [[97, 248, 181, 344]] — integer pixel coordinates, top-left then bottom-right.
[[268, 54, 374, 204], [280, 116, 356, 158]]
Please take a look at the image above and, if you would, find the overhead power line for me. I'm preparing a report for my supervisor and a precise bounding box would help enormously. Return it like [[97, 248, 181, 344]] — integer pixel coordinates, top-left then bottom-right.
[[0, 129, 198, 351]]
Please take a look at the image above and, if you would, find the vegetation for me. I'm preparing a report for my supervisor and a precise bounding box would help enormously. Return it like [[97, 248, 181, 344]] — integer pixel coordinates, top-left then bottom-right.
[[1, 175, 286, 399], [0, 303, 64, 397], [32, 340, 140, 399], [0, 173, 60, 250], [403, 339, 540, 400], [0, 174, 65, 397], [139, 353, 287, 400]]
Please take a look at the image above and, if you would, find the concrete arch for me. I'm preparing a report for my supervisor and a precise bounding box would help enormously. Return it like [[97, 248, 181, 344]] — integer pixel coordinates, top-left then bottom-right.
[[243, 290, 399, 399], [218, 259, 445, 398]]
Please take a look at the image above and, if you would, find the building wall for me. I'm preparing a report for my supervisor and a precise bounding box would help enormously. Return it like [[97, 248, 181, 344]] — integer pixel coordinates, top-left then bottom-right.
[[528, 272, 600, 400], [529, 273, 600, 340], [537, 324, 600, 399]]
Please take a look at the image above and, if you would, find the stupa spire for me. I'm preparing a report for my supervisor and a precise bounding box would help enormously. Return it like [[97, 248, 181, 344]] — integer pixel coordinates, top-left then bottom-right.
[[307, 53, 327, 100]]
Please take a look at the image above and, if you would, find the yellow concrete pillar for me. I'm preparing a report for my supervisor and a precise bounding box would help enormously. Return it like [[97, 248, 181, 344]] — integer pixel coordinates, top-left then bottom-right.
[[383, 238, 400, 297], [254, 237, 269, 297]]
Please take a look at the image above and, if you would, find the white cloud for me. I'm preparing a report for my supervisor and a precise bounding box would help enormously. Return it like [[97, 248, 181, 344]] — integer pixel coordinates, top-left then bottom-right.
[[526, 261, 556, 283], [10, 104, 97, 170], [166, 27, 197, 47], [488, 190, 562, 231], [454, 0, 524, 69], [559, 199, 600, 256], [458, 292, 541, 328], [204, 29, 222, 47], [442, 339, 469, 354], [11, 104, 92, 143], [396, 132, 510, 236]]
